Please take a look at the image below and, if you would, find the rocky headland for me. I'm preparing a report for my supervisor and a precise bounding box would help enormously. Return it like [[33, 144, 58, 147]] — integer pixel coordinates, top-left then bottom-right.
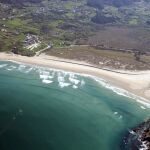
[[124, 119, 150, 150]]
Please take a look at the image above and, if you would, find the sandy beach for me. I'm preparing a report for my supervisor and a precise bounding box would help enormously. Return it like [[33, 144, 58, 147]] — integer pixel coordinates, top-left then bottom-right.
[[0, 52, 150, 102]]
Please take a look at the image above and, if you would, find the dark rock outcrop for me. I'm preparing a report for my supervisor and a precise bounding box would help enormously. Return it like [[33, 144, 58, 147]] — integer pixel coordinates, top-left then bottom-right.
[[124, 119, 150, 150]]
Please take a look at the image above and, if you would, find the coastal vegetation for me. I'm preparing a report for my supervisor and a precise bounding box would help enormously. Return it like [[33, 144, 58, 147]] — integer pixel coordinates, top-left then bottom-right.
[[45, 45, 150, 70], [0, 0, 150, 57]]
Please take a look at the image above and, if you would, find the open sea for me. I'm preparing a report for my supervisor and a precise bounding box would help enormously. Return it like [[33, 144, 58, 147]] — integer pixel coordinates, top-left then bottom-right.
[[0, 60, 150, 150]]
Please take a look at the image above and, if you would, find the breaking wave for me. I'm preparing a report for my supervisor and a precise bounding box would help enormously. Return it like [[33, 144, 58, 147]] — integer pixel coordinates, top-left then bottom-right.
[[38, 67, 84, 89], [42, 79, 53, 84], [0, 64, 8, 68], [90, 76, 150, 109], [1, 60, 150, 109]]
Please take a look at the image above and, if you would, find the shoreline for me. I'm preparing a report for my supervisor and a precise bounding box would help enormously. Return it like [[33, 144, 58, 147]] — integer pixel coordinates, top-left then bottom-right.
[[0, 52, 150, 102]]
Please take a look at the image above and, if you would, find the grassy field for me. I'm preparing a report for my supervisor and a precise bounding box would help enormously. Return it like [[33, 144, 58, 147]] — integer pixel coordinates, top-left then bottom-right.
[[46, 45, 150, 70]]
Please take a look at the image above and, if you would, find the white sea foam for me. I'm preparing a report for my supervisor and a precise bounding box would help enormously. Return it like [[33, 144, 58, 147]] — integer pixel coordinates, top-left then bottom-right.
[[42, 79, 53, 84], [39, 70, 55, 84], [6, 65, 17, 71], [58, 76, 65, 82], [140, 141, 149, 150], [25, 67, 33, 73], [42, 71, 49, 76], [118, 115, 123, 119], [57, 71, 67, 79], [57, 72, 68, 88], [137, 100, 150, 108], [34, 67, 149, 105], [48, 75, 53, 79], [40, 74, 49, 79], [92, 77, 150, 109], [69, 77, 80, 85], [114, 112, 122, 119], [80, 80, 85, 86], [114, 112, 118, 115], [0, 64, 8, 68], [9, 65, 17, 69], [3, 60, 150, 108], [73, 85, 78, 89], [59, 82, 70, 88], [18, 64, 26, 71], [51, 71, 55, 77], [94, 77, 130, 97], [129, 130, 135, 135], [68, 74, 80, 88], [11, 65, 16, 68], [7, 68, 13, 71], [140, 106, 146, 109], [56, 72, 81, 89], [39, 71, 50, 79]]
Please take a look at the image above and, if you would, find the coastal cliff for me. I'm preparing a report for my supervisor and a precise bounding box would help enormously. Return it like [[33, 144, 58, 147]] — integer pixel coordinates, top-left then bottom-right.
[[124, 119, 150, 150]]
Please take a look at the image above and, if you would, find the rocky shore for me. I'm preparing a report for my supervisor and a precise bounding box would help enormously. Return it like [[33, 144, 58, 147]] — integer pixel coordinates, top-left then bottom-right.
[[124, 119, 150, 150]]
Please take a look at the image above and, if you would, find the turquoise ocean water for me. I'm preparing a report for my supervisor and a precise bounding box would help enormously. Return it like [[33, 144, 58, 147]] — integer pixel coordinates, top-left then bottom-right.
[[0, 61, 150, 150]]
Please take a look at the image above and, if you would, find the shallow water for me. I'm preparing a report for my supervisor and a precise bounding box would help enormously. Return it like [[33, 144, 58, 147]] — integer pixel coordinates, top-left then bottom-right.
[[0, 61, 150, 150]]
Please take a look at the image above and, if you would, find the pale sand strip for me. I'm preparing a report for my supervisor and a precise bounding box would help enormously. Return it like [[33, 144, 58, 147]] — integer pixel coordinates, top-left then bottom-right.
[[0, 52, 150, 101]]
